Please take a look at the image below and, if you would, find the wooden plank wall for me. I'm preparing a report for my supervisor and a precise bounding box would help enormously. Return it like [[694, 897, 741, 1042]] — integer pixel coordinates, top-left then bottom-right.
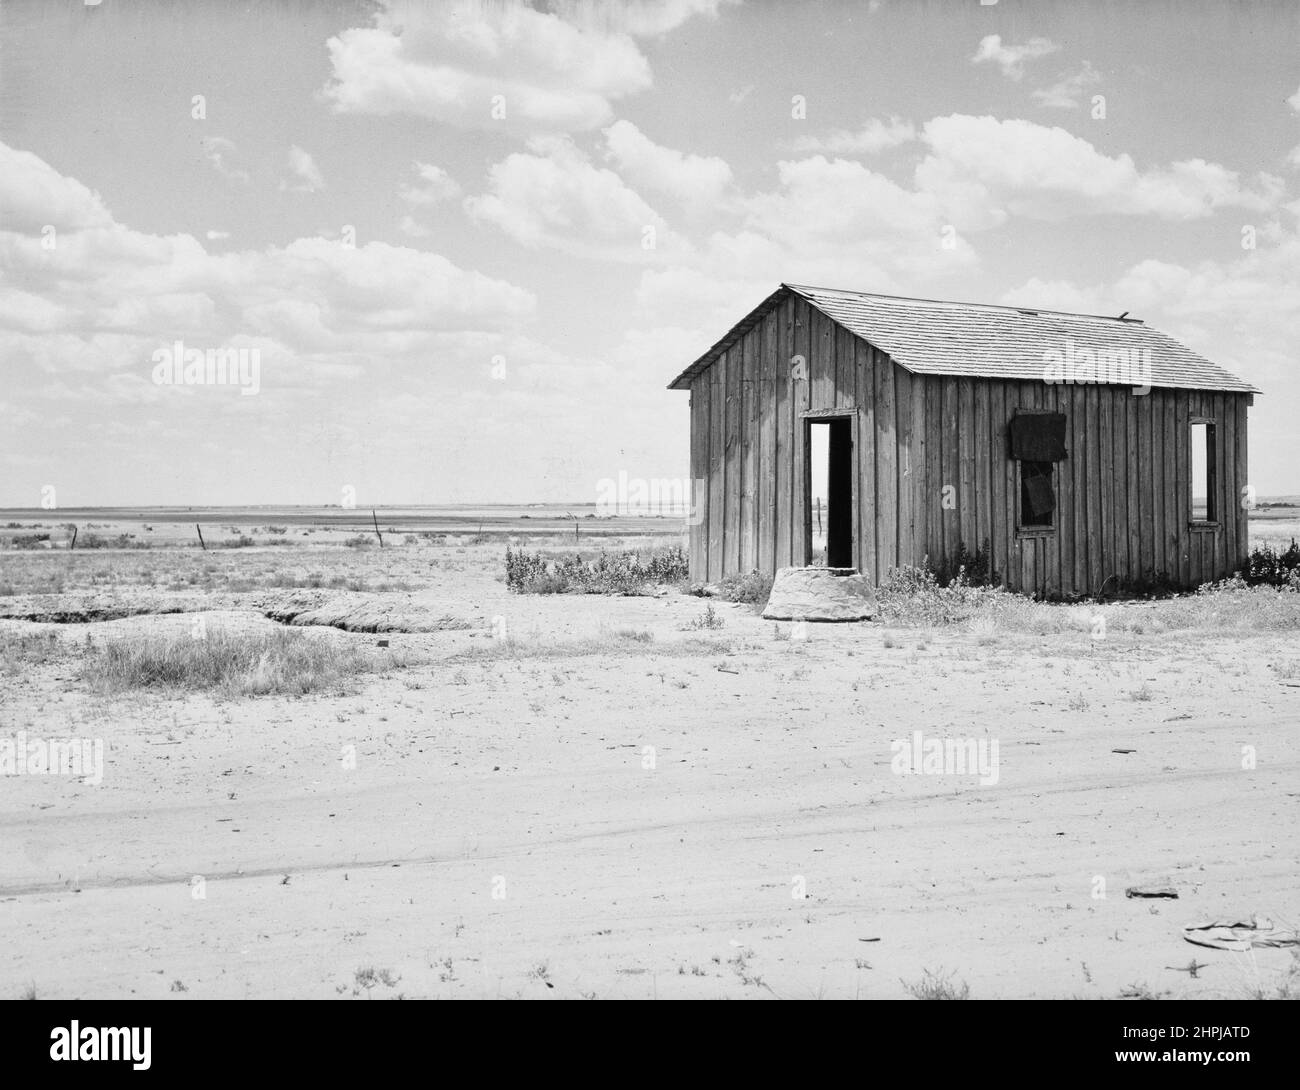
[[903, 380, 1250, 596], [686, 299, 1252, 595]]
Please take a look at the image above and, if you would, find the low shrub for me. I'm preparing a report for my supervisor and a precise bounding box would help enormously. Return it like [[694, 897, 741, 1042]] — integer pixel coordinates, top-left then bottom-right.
[[78, 532, 150, 550], [934, 538, 992, 587], [1244, 538, 1300, 587], [504, 545, 688, 595], [876, 564, 1002, 626], [717, 570, 774, 608], [7, 533, 51, 549]]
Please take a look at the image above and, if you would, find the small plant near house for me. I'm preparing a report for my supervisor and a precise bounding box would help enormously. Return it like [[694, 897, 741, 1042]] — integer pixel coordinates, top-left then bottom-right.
[[935, 538, 992, 587], [1244, 539, 1300, 588], [876, 563, 998, 626], [353, 966, 400, 998], [903, 968, 970, 1000], [683, 604, 723, 631], [716, 569, 774, 609]]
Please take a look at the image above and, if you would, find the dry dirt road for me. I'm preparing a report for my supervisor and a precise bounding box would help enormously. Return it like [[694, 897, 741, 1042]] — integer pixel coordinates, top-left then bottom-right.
[[2, 587, 1297, 1000]]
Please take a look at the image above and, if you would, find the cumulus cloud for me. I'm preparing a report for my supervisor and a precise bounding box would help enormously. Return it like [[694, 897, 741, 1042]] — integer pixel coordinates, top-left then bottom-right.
[[603, 120, 733, 210], [1288, 84, 1300, 112], [320, 0, 730, 132], [280, 146, 325, 192], [916, 114, 1284, 227], [790, 116, 917, 154], [465, 135, 668, 258], [971, 34, 1060, 81], [0, 143, 113, 233], [1031, 61, 1102, 109], [0, 140, 536, 400]]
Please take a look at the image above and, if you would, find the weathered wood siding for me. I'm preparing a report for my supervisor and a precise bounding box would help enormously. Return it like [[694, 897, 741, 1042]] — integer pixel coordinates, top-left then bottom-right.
[[907, 378, 1251, 596], [686, 300, 1251, 597]]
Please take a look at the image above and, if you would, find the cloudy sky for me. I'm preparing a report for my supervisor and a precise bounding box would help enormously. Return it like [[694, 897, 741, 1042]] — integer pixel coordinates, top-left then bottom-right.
[[1, 0, 1297, 507]]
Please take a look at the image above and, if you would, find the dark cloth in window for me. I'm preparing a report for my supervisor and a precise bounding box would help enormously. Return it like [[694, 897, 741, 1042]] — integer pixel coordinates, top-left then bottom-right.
[[1010, 413, 1068, 462]]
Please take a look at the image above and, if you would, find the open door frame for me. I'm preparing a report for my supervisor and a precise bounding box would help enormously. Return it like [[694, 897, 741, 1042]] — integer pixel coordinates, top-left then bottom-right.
[[801, 409, 859, 569]]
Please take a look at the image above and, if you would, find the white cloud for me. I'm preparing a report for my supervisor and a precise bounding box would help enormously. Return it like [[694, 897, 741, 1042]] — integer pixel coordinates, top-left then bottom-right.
[[0, 140, 537, 401], [0, 143, 112, 233], [1031, 61, 1102, 109], [465, 135, 669, 258], [320, 0, 729, 132], [205, 229, 230, 241], [280, 146, 325, 192], [398, 162, 462, 205], [552, 0, 736, 37], [916, 114, 1284, 227], [971, 34, 1060, 81], [1288, 84, 1300, 112], [603, 120, 733, 210], [790, 116, 917, 154], [200, 136, 250, 184]]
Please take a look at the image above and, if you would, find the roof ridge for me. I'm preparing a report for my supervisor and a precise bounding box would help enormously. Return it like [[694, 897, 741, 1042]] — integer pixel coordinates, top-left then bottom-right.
[[784, 282, 1145, 325]]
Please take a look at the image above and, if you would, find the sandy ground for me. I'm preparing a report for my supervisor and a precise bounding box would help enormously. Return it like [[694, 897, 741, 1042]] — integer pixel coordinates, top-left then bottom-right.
[[1, 543, 1298, 1000]]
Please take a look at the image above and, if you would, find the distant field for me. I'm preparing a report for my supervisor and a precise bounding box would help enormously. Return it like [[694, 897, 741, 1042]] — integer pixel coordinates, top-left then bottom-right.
[[1, 500, 1294, 550], [0, 504, 687, 548]]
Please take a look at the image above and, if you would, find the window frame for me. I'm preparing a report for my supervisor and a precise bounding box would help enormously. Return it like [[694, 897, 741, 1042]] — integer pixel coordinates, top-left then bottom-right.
[[1189, 416, 1219, 528], [1016, 458, 1058, 535]]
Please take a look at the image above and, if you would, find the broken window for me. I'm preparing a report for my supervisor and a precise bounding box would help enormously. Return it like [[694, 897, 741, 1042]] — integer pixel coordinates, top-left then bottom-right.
[[1190, 421, 1216, 522], [1019, 461, 1055, 529]]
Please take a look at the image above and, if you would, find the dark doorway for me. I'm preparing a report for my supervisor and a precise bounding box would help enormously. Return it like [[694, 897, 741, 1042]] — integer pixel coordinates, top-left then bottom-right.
[[807, 417, 854, 568]]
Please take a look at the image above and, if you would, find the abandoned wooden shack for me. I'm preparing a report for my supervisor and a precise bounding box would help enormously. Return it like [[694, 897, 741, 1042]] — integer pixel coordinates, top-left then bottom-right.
[[668, 283, 1259, 598]]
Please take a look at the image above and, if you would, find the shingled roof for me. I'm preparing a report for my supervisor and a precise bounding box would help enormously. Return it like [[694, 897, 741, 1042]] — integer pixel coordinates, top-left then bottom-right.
[[667, 283, 1260, 395]]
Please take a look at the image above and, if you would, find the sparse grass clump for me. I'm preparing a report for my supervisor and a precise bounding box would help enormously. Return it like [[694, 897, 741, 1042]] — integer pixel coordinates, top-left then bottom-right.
[[903, 968, 970, 1000], [81, 628, 410, 697], [716, 569, 774, 609], [0, 631, 63, 673], [504, 545, 688, 595], [683, 604, 723, 630]]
